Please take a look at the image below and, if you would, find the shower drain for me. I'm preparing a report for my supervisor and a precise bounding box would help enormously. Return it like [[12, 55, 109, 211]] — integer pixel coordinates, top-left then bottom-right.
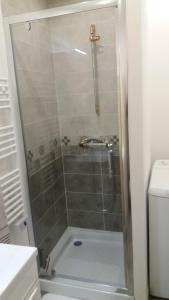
[[74, 241, 82, 246]]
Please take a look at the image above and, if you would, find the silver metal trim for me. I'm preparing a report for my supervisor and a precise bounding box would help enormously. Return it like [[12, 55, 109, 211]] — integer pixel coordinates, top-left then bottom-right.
[[4, 0, 118, 25], [3, 18, 35, 246], [117, 0, 133, 295]]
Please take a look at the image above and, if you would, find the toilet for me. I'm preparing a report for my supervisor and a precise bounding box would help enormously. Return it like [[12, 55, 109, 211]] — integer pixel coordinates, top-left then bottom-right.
[[42, 294, 80, 300]]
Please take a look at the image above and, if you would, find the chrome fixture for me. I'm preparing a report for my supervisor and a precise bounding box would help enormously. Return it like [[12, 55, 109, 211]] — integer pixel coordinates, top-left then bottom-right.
[[79, 137, 115, 148], [106, 142, 113, 149], [79, 137, 113, 178], [79, 137, 105, 147]]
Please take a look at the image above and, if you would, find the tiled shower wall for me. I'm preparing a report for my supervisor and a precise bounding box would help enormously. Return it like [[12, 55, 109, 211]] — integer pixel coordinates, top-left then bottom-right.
[[50, 7, 122, 231], [50, 8, 118, 141], [63, 145, 122, 231], [11, 20, 67, 265]]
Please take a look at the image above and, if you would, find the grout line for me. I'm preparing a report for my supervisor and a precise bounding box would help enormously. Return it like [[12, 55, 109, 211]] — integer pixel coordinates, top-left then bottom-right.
[[66, 191, 103, 195], [64, 172, 102, 176], [68, 208, 108, 214], [100, 151, 105, 230]]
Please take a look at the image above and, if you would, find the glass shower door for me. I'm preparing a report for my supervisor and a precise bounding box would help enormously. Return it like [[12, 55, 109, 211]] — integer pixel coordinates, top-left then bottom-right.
[[10, 1, 131, 293]]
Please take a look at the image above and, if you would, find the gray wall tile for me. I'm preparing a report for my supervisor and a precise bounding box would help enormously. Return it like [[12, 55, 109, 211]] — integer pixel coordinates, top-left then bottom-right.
[[35, 204, 58, 245], [102, 153, 120, 175], [65, 174, 102, 193], [29, 171, 41, 199], [68, 210, 104, 230], [67, 192, 103, 212], [39, 212, 67, 267], [103, 194, 122, 213], [63, 154, 101, 174], [104, 213, 122, 232], [54, 175, 65, 199], [103, 175, 121, 194], [63, 146, 122, 232]]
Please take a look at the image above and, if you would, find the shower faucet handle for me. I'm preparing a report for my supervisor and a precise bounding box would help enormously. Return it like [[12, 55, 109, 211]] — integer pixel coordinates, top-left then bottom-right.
[[79, 137, 105, 147], [106, 142, 113, 149]]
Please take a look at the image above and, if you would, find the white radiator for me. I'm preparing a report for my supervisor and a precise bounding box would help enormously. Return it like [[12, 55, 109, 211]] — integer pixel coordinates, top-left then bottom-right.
[[0, 78, 25, 243]]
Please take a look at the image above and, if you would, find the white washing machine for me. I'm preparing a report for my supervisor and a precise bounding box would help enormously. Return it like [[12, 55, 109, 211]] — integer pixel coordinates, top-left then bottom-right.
[[149, 160, 169, 298]]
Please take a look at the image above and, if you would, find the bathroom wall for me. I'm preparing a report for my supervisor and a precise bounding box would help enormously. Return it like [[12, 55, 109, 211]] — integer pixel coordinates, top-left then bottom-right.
[[2, 0, 86, 16], [11, 20, 68, 266], [129, 1, 169, 299], [47, 0, 82, 8], [127, 0, 150, 299], [50, 7, 123, 231], [1, 0, 47, 16], [146, 0, 169, 163], [1, 0, 84, 16]]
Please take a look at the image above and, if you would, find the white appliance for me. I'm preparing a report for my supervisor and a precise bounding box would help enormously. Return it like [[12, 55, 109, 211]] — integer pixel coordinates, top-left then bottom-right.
[[0, 244, 41, 300], [149, 160, 169, 298]]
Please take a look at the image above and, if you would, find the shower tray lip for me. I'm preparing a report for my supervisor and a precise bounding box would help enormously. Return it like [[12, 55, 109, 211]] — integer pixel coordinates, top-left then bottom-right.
[[44, 227, 123, 279], [40, 277, 133, 300]]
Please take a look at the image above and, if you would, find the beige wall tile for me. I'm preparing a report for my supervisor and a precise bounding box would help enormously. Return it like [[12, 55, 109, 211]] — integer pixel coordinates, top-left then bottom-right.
[[50, 7, 119, 142], [2, 0, 47, 16], [58, 93, 93, 116]]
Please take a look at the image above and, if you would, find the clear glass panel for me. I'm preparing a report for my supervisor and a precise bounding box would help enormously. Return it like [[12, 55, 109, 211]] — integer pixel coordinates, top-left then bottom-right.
[[10, 5, 125, 290], [11, 18, 68, 267]]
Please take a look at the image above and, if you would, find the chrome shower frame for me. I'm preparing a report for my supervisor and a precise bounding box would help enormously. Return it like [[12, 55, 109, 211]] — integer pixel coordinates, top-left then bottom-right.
[[4, 0, 133, 296]]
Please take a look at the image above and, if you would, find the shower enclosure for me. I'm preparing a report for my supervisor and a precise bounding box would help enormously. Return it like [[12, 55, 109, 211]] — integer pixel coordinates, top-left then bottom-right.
[[4, 0, 133, 299]]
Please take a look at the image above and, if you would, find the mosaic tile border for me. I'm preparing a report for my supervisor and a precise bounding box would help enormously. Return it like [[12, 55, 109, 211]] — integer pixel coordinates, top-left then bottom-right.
[[61, 135, 119, 147]]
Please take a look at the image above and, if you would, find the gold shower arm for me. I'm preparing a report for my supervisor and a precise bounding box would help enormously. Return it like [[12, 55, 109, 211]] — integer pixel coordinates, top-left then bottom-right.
[[90, 24, 100, 116]]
